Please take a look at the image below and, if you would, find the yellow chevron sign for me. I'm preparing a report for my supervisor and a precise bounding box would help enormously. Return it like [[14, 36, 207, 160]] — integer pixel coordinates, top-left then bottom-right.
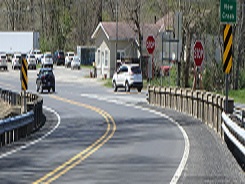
[[223, 24, 232, 74], [21, 58, 28, 91]]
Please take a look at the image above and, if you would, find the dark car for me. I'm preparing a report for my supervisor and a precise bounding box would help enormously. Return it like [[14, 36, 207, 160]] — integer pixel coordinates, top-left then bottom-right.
[[36, 68, 55, 93], [53, 50, 65, 66]]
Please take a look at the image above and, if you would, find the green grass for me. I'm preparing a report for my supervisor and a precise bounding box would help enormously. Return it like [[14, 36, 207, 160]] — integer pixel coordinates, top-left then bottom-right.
[[81, 65, 93, 69], [102, 78, 112, 88], [229, 89, 245, 104]]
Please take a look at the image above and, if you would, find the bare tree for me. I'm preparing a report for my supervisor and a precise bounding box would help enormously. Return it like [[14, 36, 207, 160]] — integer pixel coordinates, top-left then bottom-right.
[[120, 0, 144, 65], [233, 0, 245, 89]]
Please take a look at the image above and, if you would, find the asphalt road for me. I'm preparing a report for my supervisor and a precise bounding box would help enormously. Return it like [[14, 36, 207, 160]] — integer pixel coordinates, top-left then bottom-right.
[[0, 64, 244, 183]]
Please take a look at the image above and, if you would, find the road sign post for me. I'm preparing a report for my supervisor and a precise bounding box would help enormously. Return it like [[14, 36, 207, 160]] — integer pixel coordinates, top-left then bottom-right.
[[223, 24, 233, 113], [193, 40, 204, 90], [220, 0, 236, 112], [146, 35, 155, 83], [146, 35, 155, 55], [193, 40, 204, 67], [220, 0, 237, 24], [21, 58, 28, 113]]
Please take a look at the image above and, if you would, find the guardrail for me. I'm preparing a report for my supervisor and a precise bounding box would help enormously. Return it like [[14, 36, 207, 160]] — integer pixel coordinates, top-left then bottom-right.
[[148, 86, 245, 168], [148, 86, 234, 136], [222, 112, 245, 167], [233, 106, 245, 128], [0, 88, 43, 147]]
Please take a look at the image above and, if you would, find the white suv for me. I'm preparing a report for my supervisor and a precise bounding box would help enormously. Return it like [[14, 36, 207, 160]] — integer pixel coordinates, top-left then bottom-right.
[[26, 54, 37, 69], [32, 49, 42, 63], [0, 53, 8, 70], [12, 53, 22, 70], [41, 52, 53, 68], [65, 51, 75, 68], [112, 64, 143, 92]]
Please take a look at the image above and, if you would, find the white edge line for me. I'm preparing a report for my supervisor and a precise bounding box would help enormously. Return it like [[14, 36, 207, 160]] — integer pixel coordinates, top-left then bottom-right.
[[80, 94, 190, 183], [139, 107, 190, 184], [0, 106, 61, 159]]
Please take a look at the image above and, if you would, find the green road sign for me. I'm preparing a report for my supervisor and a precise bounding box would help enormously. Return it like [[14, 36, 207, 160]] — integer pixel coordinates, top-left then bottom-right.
[[220, 0, 237, 24]]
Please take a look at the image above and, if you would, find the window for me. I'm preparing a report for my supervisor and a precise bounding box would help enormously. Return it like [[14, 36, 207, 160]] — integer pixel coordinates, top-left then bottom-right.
[[117, 50, 125, 60], [105, 50, 108, 67], [121, 66, 128, 73], [131, 66, 141, 74], [97, 50, 100, 66]]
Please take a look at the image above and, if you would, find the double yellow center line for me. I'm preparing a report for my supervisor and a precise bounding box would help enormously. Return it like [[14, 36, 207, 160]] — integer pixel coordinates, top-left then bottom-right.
[[33, 95, 116, 184]]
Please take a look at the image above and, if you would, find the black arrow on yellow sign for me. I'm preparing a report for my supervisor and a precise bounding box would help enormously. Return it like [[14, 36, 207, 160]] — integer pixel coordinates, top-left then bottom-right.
[[21, 58, 28, 91], [223, 24, 232, 74]]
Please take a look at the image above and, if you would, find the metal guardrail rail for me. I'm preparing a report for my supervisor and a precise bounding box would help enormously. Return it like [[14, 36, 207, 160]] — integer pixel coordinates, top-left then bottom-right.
[[233, 106, 245, 128], [0, 88, 43, 147]]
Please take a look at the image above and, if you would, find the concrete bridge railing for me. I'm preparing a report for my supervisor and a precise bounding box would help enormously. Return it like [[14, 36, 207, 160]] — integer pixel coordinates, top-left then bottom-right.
[[148, 86, 245, 167]]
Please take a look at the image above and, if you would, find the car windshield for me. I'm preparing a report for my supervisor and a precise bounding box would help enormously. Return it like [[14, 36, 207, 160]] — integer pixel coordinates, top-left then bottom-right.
[[43, 70, 53, 75], [74, 56, 79, 62], [16, 56, 21, 59], [59, 52, 64, 57], [45, 54, 52, 58], [30, 55, 35, 59], [1, 56, 6, 59], [131, 66, 141, 74]]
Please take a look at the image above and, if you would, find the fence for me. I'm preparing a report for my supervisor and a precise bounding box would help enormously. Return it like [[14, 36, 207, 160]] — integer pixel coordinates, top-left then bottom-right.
[[148, 86, 245, 166], [0, 88, 43, 147], [148, 86, 234, 137]]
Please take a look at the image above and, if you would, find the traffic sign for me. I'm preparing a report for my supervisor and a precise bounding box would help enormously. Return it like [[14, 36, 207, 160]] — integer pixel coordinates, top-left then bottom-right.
[[223, 24, 232, 74], [220, 0, 237, 24], [193, 40, 204, 67], [21, 58, 28, 91], [146, 35, 155, 54]]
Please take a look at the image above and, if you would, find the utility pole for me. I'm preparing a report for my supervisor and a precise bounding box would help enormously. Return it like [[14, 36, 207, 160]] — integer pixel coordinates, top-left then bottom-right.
[[115, 0, 118, 71]]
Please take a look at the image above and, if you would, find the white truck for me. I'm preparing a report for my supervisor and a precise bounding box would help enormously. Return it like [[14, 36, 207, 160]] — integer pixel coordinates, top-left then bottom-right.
[[0, 31, 40, 54]]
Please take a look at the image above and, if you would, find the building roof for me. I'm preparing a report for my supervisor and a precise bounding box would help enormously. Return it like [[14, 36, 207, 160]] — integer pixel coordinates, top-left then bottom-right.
[[91, 13, 174, 46], [91, 22, 136, 41]]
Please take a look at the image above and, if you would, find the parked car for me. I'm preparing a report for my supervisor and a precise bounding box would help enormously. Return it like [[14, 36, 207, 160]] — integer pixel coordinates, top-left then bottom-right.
[[36, 68, 55, 93], [41, 52, 53, 68], [71, 55, 80, 70], [26, 54, 37, 69], [0, 53, 8, 70], [12, 53, 22, 70], [112, 64, 143, 92], [53, 50, 65, 66], [31, 49, 42, 63], [65, 51, 75, 68]]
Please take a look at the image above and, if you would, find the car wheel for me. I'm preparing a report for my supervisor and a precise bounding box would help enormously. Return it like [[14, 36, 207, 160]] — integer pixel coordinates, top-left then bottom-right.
[[36, 84, 39, 92], [113, 81, 117, 92], [125, 81, 130, 92], [78, 66, 80, 70], [137, 88, 142, 92], [52, 87, 55, 93], [48, 88, 50, 93], [40, 84, 43, 93]]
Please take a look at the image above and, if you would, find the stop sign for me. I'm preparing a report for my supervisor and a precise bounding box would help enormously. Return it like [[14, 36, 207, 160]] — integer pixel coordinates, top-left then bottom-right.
[[193, 40, 204, 66], [146, 35, 155, 54]]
